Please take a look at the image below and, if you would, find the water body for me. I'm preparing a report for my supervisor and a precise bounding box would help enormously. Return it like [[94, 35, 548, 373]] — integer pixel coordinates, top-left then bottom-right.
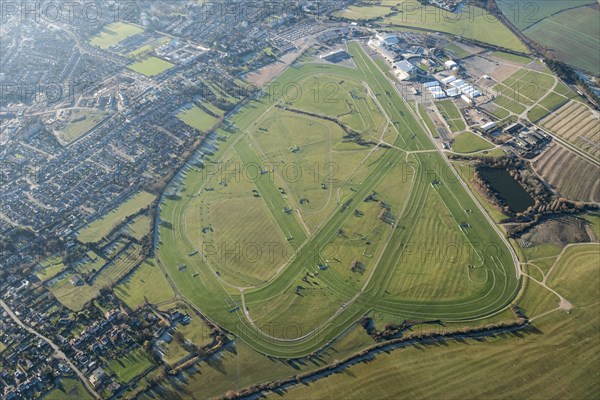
[[479, 167, 535, 213]]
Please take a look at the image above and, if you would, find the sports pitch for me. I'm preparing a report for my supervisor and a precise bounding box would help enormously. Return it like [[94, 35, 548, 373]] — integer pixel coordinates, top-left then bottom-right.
[[156, 42, 520, 358]]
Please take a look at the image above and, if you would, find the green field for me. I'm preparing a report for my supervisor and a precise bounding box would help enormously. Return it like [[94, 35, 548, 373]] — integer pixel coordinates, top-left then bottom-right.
[[452, 132, 495, 154], [176, 105, 221, 132], [128, 56, 175, 77], [90, 22, 143, 49], [56, 110, 110, 143], [114, 260, 175, 309], [44, 378, 93, 400], [265, 243, 599, 399], [436, 100, 465, 133], [37, 256, 67, 282], [493, 68, 559, 117], [490, 51, 531, 64], [49, 244, 144, 311], [78, 191, 156, 243], [337, 1, 529, 53], [107, 348, 155, 383], [444, 43, 471, 59], [126, 215, 152, 240], [496, 1, 599, 73], [497, 0, 596, 30], [155, 42, 519, 358]]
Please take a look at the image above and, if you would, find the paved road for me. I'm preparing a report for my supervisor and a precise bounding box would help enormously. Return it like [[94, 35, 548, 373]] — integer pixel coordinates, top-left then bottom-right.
[[0, 300, 101, 400]]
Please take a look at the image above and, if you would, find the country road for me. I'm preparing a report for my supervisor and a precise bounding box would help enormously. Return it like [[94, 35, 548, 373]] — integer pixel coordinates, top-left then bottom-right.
[[0, 300, 101, 400]]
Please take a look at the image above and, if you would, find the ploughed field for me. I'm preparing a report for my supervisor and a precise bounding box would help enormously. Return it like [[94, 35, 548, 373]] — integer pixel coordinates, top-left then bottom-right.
[[156, 42, 520, 358]]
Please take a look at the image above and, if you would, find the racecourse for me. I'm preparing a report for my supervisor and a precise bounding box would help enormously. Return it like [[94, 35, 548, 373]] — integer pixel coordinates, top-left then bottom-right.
[[156, 42, 520, 357]]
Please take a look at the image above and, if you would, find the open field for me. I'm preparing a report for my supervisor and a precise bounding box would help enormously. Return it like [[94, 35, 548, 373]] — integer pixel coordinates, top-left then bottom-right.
[[176, 104, 221, 132], [128, 56, 175, 77], [125, 215, 152, 240], [78, 191, 156, 243], [540, 101, 600, 158], [443, 43, 471, 59], [523, 4, 600, 74], [534, 144, 600, 202], [490, 51, 531, 64], [44, 378, 93, 400], [90, 22, 143, 49], [337, 1, 529, 52], [497, 0, 596, 30], [114, 260, 175, 309], [497, 0, 599, 72], [54, 110, 110, 144], [106, 348, 154, 383], [155, 42, 519, 358], [47, 275, 100, 312], [452, 132, 495, 154]]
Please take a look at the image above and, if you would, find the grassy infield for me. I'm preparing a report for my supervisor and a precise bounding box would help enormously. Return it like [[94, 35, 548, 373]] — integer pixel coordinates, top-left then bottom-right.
[[156, 42, 519, 360]]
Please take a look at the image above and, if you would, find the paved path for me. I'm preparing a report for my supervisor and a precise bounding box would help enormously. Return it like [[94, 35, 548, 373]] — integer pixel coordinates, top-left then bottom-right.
[[0, 300, 101, 400]]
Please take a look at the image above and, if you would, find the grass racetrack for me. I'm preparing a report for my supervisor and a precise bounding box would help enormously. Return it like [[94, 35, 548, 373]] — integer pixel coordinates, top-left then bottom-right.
[[155, 42, 520, 358]]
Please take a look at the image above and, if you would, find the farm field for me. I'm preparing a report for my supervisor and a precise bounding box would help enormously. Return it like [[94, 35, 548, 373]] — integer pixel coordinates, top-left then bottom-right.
[[128, 56, 175, 77], [539, 101, 600, 158], [155, 42, 519, 358], [496, 0, 596, 30], [90, 22, 144, 49], [337, 1, 529, 53], [452, 132, 495, 154], [523, 5, 600, 74], [77, 191, 156, 243], [534, 144, 600, 202], [114, 259, 175, 309], [496, 0, 599, 73]]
